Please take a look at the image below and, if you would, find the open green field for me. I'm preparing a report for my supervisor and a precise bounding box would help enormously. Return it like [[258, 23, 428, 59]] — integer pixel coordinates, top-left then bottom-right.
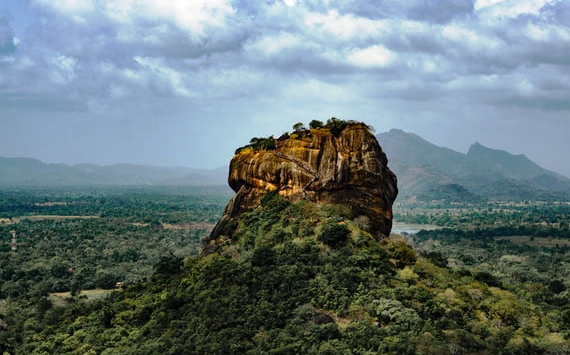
[[49, 288, 119, 306]]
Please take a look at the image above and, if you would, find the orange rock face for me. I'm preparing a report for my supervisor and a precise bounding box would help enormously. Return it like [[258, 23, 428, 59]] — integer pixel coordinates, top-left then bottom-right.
[[210, 123, 398, 240]]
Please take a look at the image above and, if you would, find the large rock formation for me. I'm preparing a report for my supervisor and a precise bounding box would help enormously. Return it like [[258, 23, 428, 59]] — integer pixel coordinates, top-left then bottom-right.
[[210, 122, 398, 241]]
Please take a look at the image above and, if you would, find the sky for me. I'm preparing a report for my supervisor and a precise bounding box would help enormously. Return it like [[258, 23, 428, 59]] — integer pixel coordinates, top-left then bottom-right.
[[0, 0, 569, 177]]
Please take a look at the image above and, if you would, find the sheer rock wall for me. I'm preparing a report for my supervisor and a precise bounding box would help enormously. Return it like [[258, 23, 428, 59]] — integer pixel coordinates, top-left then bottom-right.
[[210, 124, 398, 241]]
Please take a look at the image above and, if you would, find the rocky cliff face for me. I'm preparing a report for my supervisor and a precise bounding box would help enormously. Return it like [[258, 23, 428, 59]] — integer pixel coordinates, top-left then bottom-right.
[[210, 123, 398, 240]]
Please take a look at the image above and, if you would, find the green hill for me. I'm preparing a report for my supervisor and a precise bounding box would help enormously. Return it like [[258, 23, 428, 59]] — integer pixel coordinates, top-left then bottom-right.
[[2, 193, 568, 354]]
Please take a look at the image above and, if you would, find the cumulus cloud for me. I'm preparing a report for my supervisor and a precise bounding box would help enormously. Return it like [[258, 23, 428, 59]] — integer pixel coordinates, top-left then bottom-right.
[[4, 0, 565, 107], [474, 0, 558, 18], [347, 45, 397, 68], [0, 0, 569, 175]]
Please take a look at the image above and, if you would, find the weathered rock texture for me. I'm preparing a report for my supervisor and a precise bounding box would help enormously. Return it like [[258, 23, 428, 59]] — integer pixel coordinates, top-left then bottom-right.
[[210, 123, 398, 240]]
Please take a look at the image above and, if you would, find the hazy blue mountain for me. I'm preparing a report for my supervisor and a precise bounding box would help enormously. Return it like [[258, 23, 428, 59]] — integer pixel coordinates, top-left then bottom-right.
[[3, 129, 569, 201], [466, 142, 558, 180], [0, 157, 227, 187], [377, 129, 467, 173], [378, 129, 570, 201]]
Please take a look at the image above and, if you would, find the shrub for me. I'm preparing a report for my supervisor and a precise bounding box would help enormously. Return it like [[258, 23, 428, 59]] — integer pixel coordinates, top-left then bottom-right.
[[319, 224, 351, 248], [261, 190, 291, 213], [309, 120, 324, 129], [235, 136, 276, 154], [384, 236, 417, 267], [251, 245, 276, 268], [326, 117, 347, 136], [474, 271, 502, 288], [154, 253, 183, 275], [293, 122, 306, 132], [249, 136, 276, 151]]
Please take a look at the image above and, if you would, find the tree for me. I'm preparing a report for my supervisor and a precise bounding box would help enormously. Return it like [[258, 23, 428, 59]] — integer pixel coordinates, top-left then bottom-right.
[[309, 120, 324, 129], [154, 253, 183, 275], [319, 223, 350, 249], [373, 298, 422, 333], [326, 117, 347, 136], [251, 245, 276, 268], [293, 122, 306, 132], [548, 279, 566, 294], [248, 136, 276, 151]]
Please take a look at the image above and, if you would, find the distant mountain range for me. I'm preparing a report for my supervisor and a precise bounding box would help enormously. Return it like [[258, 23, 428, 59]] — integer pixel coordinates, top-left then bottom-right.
[[378, 129, 570, 202], [2, 129, 568, 201], [0, 157, 227, 187]]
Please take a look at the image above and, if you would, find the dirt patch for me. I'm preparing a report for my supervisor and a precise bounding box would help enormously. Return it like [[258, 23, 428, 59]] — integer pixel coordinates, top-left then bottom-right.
[[0, 218, 13, 225]]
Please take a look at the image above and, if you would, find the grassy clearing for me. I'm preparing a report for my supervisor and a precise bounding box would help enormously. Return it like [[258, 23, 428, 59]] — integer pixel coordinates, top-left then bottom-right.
[[49, 288, 118, 306], [161, 222, 215, 230], [391, 222, 441, 234]]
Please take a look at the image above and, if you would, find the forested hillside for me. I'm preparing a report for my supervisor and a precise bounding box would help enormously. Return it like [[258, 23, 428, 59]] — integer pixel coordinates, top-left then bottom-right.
[[2, 191, 569, 354]]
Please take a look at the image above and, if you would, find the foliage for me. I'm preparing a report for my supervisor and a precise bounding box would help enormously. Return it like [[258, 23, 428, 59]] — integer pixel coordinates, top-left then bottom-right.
[[318, 223, 350, 248], [309, 120, 324, 129], [0, 186, 230, 299], [1, 189, 569, 354], [234, 118, 374, 155], [235, 136, 276, 154], [292, 122, 306, 132], [326, 117, 348, 136], [417, 183, 482, 203], [394, 200, 570, 233]]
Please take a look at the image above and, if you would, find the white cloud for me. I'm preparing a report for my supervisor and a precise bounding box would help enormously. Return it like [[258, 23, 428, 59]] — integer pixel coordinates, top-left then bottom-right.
[[474, 0, 559, 18], [246, 32, 305, 57], [2, 0, 570, 176], [107, 0, 236, 40], [35, 0, 237, 41], [50, 54, 77, 84], [525, 23, 570, 42], [34, 0, 94, 14], [347, 45, 396, 68], [441, 23, 503, 52], [404, 55, 447, 75], [304, 9, 387, 42], [282, 79, 350, 102], [133, 56, 194, 98]]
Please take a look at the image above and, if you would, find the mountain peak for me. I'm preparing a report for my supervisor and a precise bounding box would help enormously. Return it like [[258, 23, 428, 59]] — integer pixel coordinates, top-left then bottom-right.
[[469, 141, 483, 149], [468, 141, 525, 158], [377, 129, 465, 168], [377, 129, 570, 200], [466, 141, 545, 179]]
